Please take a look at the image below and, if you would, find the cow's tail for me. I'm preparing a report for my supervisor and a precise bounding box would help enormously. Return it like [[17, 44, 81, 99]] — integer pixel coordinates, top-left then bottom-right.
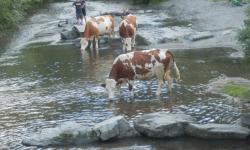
[[173, 61, 181, 82], [168, 51, 181, 82]]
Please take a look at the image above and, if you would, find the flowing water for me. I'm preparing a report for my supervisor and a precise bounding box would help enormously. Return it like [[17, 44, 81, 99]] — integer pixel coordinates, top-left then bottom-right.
[[0, 0, 250, 149]]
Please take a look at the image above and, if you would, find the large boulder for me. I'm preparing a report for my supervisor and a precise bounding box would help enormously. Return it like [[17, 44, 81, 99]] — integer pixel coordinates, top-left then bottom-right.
[[134, 112, 194, 138], [22, 122, 98, 146], [207, 77, 250, 102], [185, 123, 250, 139], [93, 116, 138, 141], [241, 113, 250, 128], [60, 27, 80, 40], [136, 34, 151, 46]]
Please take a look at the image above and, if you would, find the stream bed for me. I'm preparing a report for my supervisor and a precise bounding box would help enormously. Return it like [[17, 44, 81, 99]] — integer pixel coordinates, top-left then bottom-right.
[[0, 0, 250, 149]]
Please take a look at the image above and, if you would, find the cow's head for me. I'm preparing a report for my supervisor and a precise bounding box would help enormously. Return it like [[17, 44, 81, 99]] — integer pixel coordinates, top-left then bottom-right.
[[101, 78, 117, 99], [122, 38, 132, 52], [80, 38, 89, 51]]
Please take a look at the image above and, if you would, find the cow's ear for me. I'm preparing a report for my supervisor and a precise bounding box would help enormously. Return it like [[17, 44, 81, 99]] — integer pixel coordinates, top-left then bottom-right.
[[101, 83, 106, 88]]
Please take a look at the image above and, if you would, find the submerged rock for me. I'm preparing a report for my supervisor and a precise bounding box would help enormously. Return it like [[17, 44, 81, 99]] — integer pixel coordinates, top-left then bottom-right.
[[188, 31, 214, 41], [22, 122, 97, 146], [93, 116, 138, 141], [0, 145, 9, 150], [241, 113, 250, 128], [185, 123, 250, 139], [134, 112, 194, 138]]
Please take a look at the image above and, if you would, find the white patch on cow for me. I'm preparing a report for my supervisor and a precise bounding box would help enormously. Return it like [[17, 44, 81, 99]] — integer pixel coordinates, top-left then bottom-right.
[[90, 16, 113, 35], [105, 78, 117, 99]]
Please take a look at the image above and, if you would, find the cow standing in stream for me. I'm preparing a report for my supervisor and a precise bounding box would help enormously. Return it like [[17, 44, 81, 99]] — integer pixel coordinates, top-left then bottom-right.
[[80, 15, 114, 51], [102, 49, 181, 99], [119, 14, 137, 52]]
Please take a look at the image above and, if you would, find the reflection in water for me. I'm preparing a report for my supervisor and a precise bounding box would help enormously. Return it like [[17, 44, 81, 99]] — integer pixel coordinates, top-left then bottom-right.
[[1, 43, 250, 148]]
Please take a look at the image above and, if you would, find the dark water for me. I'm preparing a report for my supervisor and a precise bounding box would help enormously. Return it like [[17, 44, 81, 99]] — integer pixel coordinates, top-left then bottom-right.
[[0, 0, 250, 149]]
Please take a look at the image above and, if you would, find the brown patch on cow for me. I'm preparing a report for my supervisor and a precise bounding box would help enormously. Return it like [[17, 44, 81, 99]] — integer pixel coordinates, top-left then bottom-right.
[[106, 26, 108, 31], [124, 15, 137, 29], [109, 59, 135, 81], [131, 51, 151, 66], [83, 22, 100, 38]]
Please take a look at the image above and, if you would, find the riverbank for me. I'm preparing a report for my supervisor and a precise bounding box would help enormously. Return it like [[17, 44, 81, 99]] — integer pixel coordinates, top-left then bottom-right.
[[0, 0, 65, 39], [151, 0, 250, 56]]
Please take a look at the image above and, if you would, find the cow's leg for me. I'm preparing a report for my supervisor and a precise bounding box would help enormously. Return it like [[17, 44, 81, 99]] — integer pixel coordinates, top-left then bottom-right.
[[128, 81, 134, 98], [90, 37, 94, 50], [132, 33, 136, 49], [122, 38, 126, 53], [95, 37, 99, 51], [156, 79, 164, 96], [164, 69, 173, 95]]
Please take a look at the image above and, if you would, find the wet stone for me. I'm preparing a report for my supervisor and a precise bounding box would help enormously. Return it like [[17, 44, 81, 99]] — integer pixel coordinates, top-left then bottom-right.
[[134, 112, 194, 138], [22, 122, 98, 146], [93, 116, 138, 141], [188, 31, 214, 41], [0, 145, 9, 150], [60, 29, 80, 40], [185, 123, 250, 139], [240, 113, 250, 128]]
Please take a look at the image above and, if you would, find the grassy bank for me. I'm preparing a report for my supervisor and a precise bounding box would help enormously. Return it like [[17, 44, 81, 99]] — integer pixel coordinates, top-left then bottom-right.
[[0, 0, 64, 38]]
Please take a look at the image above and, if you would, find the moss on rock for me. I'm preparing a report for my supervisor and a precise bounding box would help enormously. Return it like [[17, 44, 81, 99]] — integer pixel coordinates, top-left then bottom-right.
[[223, 84, 250, 100]]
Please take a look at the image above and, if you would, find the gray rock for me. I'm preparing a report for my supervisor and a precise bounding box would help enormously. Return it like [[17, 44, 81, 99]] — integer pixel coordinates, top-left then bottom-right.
[[185, 123, 250, 139], [0, 145, 9, 150], [60, 28, 80, 40], [22, 122, 97, 146], [188, 31, 214, 41], [134, 112, 194, 138], [93, 116, 138, 141], [158, 37, 178, 44], [241, 113, 250, 128], [110, 145, 153, 150], [136, 34, 151, 46]]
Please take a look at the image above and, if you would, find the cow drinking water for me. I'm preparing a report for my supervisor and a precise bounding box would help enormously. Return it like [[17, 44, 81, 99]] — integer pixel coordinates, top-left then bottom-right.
[[119, 14, 137, 52], [80, 15, 114, 51], [102, 48, 181, 99]]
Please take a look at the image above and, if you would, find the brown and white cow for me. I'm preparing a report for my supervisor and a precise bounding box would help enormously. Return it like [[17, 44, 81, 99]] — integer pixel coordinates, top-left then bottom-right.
[[80, 15, 114, 51], [119, 14, 137, 52], [102, 48, 181, 99]]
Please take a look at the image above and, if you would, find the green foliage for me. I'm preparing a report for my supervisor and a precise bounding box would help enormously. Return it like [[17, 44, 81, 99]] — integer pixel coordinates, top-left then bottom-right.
[[0, 0, 64, 38], [239, 6, 250, 56], [223, 84, 250, 100]]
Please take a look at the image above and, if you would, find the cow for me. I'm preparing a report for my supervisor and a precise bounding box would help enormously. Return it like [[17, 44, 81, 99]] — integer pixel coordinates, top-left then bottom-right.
[[119, 14, 137, 53], [101, 48, 181, 99], [80, 15, 114, 51]]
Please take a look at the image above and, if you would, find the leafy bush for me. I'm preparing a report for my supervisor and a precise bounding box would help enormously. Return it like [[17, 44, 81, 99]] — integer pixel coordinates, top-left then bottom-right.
[[239, 6, 250, 56], [0, 0, 64, 38]]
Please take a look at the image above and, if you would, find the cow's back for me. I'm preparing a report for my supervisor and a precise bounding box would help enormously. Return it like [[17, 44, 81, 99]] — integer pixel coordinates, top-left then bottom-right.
[[91, 15, 114, 35], [83, 15, 114, 38], [114, 49, 171, 80]]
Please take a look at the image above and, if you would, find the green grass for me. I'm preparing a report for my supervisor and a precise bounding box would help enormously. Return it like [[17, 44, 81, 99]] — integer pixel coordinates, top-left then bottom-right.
[[223, 84, 250, 100]]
